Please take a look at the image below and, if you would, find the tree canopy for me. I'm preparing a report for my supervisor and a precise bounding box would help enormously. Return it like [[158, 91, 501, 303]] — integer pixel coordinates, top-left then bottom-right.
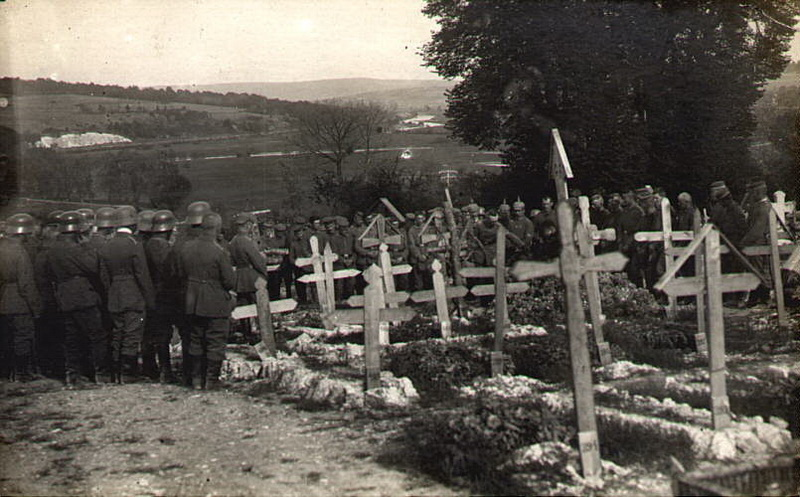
[[422, 0, 800, 202]]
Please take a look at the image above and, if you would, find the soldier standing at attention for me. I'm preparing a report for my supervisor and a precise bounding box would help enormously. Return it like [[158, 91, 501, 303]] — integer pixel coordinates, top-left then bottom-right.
[[142, 210, 180, 383], [178, 212, 235, 391], [289, 216, 312, 304], [617, 191, 645, 287], [230, 212, 269, 340], [739, 180, 772, 305], [262, 221, 291, 300], [507, 198, 535, 261], [0, 214, 42, 381], [34, 211, 65, 379], [674, 192, 695, 232], [99, 206, 155, 383], [708, 181, 748, 247], [44, 211, 110, 385], [91, 207, 117, 249]]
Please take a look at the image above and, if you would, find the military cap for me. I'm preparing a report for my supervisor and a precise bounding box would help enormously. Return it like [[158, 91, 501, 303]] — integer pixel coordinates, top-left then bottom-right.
[[466, 203, 480, 214], [5, 213, 37, 235], [293, 215, 307, 225], [336, 216, 349, 227], [709, 181, 731, 200], [320, 216, 336, 224], [747, 180, 767, 191], [59, 211, 85, 234], [405, 212, 416, 221], [151, 210, 177, 232], [186, 201, 212, 226], [274, 223, 287, 232], [591, 193, 604, 202], [137, 210, 156, 232], [114, 206, 138, 227], [200, 212, 223, 230], [233, 212, 257, 225], [635, 187, 653, 200]]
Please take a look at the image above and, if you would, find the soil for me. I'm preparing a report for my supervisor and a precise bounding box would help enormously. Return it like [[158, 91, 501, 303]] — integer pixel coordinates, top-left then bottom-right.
[[0, 379, 462, 497]]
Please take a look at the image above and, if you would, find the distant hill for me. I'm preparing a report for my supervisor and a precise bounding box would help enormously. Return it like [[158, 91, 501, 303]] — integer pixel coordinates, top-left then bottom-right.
[[172, 78, 454, 110]]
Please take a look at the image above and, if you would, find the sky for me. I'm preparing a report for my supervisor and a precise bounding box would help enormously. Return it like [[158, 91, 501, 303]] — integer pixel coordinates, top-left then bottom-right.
[[0, 0, 442, 87], [1, 0, 799, 88]]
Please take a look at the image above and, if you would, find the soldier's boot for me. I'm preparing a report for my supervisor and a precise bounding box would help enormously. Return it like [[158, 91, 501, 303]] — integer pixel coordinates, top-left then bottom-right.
[[156, 345, 176, 383], [141, 344, 159, 381], [190, 357, 205, 390], [205, 360, 223, 391], [182, 348, 193, 387], [120, 356, 141, 384]]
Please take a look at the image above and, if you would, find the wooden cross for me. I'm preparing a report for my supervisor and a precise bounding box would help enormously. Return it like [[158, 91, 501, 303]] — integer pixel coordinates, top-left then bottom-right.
[[549, 128, 573, 203], [654, 225, 760, 430], [410, 259, 468, 339], [231, 278, 298, 357], [459, 225, 530, 376], [577, 196, 618, 365], [512, 203, 628, 479], [296, 237, 361, 329], [772, 190, 795, 226], [325, 265, 416, 390], [379, 197, 407, 224], [359, 214, 402, 248]]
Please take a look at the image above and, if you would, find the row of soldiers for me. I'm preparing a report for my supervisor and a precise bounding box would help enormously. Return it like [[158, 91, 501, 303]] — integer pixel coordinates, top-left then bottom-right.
[[0, 202, 241, 389]]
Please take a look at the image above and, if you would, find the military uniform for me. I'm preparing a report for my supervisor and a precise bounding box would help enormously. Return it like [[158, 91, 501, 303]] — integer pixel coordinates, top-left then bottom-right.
[[143, 232, 181, 381], [99, 230, 155, 381], [262, 225, 291, 300], [44, 235, 109, 384], [289, 220, 313, 304], [0, 236, 42, 380], [328, 219, 356, 299], [178, 228, 236, 389], [229, 232, 269, 305]]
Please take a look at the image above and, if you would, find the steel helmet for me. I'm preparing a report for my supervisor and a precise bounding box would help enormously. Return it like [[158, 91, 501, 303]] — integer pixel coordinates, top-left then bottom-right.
[[5, 213, 37, 235], [114, 205, 138, 228], [59, 211, 85, 234], [46, 210, 64, 227], [151, 210, 177, 233], [186, 201, 211, 226], [77, 208, 95, 224], [137, 210, 156, 232], [95, 207, 116, 228], [200, 212, 222, 231]]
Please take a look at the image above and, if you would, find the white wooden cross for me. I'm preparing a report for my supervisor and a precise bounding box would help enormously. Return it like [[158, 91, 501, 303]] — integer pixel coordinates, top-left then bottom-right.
[[410, 259, 468, 339], [325, 265, 417, 390], [359, 213, 403, 248], [512, 203, 628, 479], [549, 128, 573, 203], [231, 278, 298, 357], [654, 225, 760, 430], [296, 237, 361, 329]]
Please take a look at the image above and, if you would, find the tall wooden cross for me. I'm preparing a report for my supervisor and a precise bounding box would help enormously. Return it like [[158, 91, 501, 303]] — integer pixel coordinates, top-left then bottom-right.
[[654, 224, 760, 430], [296, 237, 360, 329], [511, 202, 628, 479], [459, 225, 530, 376], [410, 259, 468, 339], [549, 128, 573, 203], [359, 214, 402, 248], [577, 196, 618, 365], [231, 278, 298, 357], [325, 265, 416, 390]]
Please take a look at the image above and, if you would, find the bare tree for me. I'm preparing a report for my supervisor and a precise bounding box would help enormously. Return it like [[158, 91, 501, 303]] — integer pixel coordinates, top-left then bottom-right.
[[291, 99, 392, 179]]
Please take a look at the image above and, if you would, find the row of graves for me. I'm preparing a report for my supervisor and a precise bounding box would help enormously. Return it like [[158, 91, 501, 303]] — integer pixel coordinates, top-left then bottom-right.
[[215, 130, 799, 495]]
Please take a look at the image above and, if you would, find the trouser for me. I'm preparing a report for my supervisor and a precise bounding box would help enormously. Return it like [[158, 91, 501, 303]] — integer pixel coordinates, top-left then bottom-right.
[[36, 310, 65, 379], [63, 306, 108, 379], [333, 261, 355, 300], [293, 265, 313, 303], [188, 315, 230, 362], [142, 307, 177, 379], [0, 313, 36, 379], [110, 310, 145, 363]]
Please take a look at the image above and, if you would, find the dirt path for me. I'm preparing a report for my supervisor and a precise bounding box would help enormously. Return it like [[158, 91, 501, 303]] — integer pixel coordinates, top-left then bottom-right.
[[0, 379, 461, 496]]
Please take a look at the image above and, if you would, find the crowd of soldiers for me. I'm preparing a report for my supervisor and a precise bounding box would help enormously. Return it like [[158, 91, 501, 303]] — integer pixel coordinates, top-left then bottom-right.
[[0, 178, 785, 388]]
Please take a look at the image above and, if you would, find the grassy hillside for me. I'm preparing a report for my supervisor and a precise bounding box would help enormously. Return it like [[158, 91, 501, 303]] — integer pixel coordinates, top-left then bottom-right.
[[174, 78, 453, 110]]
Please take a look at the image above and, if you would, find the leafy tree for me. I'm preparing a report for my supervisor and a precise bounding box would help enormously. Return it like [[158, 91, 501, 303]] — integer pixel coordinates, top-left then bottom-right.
[[421, 0, 800, 201]]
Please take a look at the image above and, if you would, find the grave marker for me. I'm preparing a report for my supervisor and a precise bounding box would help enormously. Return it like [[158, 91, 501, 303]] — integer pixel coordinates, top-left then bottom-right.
[[326, 265, 416, 390], [409, 259, 468, 339], [654, 225, 760, 430], [512, 203, 627, 479], [549, 128, 573, 203], [231, 278, 298, 357]]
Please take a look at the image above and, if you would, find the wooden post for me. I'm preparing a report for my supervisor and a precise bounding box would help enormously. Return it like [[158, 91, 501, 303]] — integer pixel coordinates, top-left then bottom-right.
[[493, 225, 508, 376], [577, 197, 612, 366], [557, 202, 601, 478], [254, 278, 277, 357], [431, 259, 452, 339], [661, 198, 678, 318], [443, 188, 465, 288], [363, 266, 383, 390], [549, 129, 573, 203], [323, 243, 336, 313], [769, 209, 788, 327], [704, 228, 731, 430], [692, 210, 708, 357]]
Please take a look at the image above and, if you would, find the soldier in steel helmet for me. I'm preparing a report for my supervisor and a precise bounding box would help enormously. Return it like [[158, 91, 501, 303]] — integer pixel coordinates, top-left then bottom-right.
[[91, 207, 117, 250], [177, 212, 235, 390], [0, 214, 43, 381], [229, 212, 269, 340], [99, 206, 155, 383], [33, 211, 66, 379], [142, 210, 181, 383], [136, 210, 156, 243], [43, 211, 109, 386]]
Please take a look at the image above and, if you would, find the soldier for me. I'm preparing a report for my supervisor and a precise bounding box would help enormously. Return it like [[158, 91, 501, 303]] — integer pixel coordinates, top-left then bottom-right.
[[99, 206, 155, 383], [636, 187, 664, 290], [533, 197, 557, 242], [589, 194, 612, 230], [89, 207, 116, 251], [44, 211, 110, 385], [177, 212, 236, 391], [387, 216, 410, 291], [142, 210, 180, 383], [0, 214, 42, 381], [507, 198, 535, 261], [136, 210, 156, 243], [229, 212, 268, 341], [262, 221, 291, 300], [34, 211, 65, 379], [740, 180, 770, 247], [674, 192, 695, 231], [498, 200, 511, 227], [416, 209, 451, 289], [327, 216, 356, 300], [708, 181, 748, 247], [617, 191, 645, 287]]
